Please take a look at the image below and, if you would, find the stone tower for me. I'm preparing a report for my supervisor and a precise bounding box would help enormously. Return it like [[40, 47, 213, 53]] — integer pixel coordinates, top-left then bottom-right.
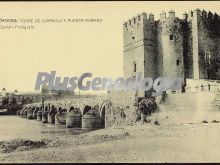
[[123, 9, 220, 97], [123, 13, 158, 97], [187, 9, 220, 79], [157, 10, 185, 79], [123, 12, 157, 79]]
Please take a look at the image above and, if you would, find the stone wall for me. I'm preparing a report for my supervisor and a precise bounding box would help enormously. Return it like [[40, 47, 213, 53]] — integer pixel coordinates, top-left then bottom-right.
[[157, 10, 185, 79], [185, 78, 220, 93], [183, 17, 194, 79], [123, 13, 158, 97], [143, 14, 158, 80], [105, 103, 138, 128], [105, 91, 139, 128], [123, 13, 147, 79], [197, 10, 220, 79], [185, 9, 220, 80]]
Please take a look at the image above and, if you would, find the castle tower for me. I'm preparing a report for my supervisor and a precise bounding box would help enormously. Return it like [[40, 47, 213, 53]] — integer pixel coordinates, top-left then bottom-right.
[[158, 10, 185, 79], [123, 13, 158, 97], [123, 9, 220, 97], [188, 9, 220, 79]]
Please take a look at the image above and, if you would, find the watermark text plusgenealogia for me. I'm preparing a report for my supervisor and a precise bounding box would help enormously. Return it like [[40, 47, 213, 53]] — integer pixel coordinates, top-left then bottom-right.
[[34, 71, 183, 96]]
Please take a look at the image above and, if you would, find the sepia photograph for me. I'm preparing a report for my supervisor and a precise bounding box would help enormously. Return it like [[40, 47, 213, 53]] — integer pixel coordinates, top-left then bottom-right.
[[0, 1, 220, 163]]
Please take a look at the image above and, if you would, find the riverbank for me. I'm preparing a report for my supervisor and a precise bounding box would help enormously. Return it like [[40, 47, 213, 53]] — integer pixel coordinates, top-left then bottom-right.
[[1, 120, 220, 163], [2, 92, 220, 164]]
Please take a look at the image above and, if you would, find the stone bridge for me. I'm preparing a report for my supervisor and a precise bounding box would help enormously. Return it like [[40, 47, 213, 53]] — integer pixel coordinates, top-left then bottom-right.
[[20, 95, 113, 129]]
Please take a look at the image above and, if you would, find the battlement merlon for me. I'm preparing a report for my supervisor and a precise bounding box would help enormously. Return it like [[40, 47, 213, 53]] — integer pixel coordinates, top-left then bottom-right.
[[148, 13, 155, 21], [182, 12, 188, 20], [168, 9, 175, 19], [160, 11, 166, 20]]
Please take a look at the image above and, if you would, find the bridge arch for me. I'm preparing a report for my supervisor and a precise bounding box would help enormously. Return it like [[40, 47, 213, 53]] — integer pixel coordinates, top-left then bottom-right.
[[44, 105, 49, 111], [99, 100, 111, 128], [69, 106, 75, 113], [83, 105, 91, 115]]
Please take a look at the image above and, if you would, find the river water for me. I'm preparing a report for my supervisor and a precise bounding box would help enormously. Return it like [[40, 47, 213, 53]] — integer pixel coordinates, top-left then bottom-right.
[[0, 116, 87, 141]]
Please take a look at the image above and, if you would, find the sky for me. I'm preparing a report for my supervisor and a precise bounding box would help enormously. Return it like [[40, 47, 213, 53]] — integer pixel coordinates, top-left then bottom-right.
[[0, 1, 220, 93]]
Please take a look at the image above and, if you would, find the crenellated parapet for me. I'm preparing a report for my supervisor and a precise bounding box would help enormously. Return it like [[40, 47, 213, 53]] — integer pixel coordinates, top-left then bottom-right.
[[123, 12, 156, 29], [186, 9, 220, 23], [158, 10, 183, 37], [124, 9, 220, 26], [202, 9, 220, 21], [123, 12, 145, 29], [159, 10, 177, 20]]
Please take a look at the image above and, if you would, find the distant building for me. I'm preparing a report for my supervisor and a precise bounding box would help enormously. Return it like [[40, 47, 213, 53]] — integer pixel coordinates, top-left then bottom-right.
[[1, 88, 6, 97], [41, 83, 75, 100]]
